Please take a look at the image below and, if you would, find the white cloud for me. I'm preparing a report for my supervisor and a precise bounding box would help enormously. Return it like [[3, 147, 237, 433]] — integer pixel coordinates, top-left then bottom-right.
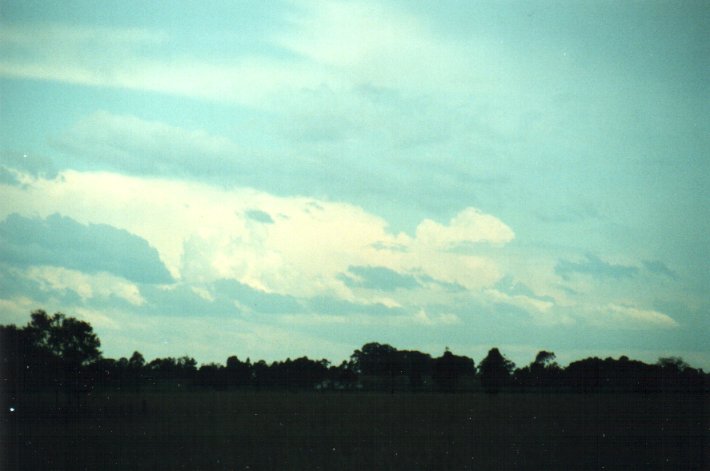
[[0, 3, 518, 108], [276, 0, 484, 94], [282, 309, 460, 328], [486, 289, 554, 313], [1, 168, 513, 302], [484, 288, 574, 326], [0, 296, 39, 326], [0, 23, 325, 107], [567, 303, 679, 330], [415, 208, 514, 249], [413, 308, 460, 326], [603, 304, 679, 329], [25, 266, 145, 306], [71, 306, 122, 330]]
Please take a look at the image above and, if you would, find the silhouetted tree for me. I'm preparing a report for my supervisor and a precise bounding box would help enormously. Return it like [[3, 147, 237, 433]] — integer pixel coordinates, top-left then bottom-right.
[[655, 357, 704, 392], [4, 309, 707, 396], [126, 351, 146, 391], [17, 310, 101, 398], [433, 348, 475, 392], [479, 348, 515, 393], [146, 356, 197, 387], [535, 351, 556, 366], [197, 363, 226, 389], [400, 350, 434, 390], [268, 357, 330, 390], [565, 357, 603, 392], [0, 324, 35, 392], [225, 355, 252, 388], [351, 342, 402, 391], [129, 351, 145, 369], [516, 350, 562, 389], [252, 360, 269, 390], [334, 360, 359, 389], [351, 343, 399, 376], [26, 310, 101, 368]]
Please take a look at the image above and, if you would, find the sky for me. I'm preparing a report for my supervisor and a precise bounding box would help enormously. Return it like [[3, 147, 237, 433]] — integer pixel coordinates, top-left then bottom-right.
[[1, 0, 708, 369]]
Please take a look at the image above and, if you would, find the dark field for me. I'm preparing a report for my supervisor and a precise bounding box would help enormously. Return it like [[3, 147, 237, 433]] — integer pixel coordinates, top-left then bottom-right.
[[2, 392, 707, 470]]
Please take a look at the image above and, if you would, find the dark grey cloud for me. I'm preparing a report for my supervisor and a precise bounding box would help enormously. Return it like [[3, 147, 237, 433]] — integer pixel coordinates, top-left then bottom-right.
[[555, 254, 637, 281], [139, 283, 234, 317], [213, 279, 302, 314], [417, 274, 466, 292], [0, 151, 58, 184], [495, 276, 555, 302], [0, 167, 18, 185], [0, 263, 56, 304], [306, 296, 406, 316], [643, 260, 677, 280], [0, 213, 172, 283], [132, 280, 403, 318], [49, 111, 486, 235], [340, 265, 420, 291], [51, 111, 248, 180], [245, 209, 274, 224]]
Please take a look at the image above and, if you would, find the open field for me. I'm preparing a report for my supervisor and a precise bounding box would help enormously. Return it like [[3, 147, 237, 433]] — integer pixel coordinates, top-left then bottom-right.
[[2, 391, 707, 470]]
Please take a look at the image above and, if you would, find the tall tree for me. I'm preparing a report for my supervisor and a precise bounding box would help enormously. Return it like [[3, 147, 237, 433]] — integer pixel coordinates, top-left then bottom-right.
[[350, 342, 399, 376], [433, 349, 475, 392], [26, 310, 101, 367], [478, 348, 515, 393]]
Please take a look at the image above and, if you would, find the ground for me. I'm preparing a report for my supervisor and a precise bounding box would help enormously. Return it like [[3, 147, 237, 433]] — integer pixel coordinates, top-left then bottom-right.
[[2, 391, 707, 470]]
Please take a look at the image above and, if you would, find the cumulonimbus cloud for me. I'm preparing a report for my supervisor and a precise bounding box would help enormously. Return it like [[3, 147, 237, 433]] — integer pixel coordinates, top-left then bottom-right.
[[0, 169, 513, 303]]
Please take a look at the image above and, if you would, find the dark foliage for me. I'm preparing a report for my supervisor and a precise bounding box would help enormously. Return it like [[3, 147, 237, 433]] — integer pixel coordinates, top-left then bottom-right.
[[478, 348, 516, 393], [432, 348, 475, 392], [1, 310, 100, 394], [1, 310, 707, 395]]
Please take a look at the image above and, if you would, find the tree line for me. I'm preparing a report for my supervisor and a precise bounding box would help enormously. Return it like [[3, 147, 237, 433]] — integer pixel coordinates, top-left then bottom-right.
[[1, 310, 706, 395]]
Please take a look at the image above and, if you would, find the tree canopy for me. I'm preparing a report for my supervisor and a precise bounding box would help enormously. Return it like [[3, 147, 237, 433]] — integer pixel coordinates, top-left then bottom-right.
[[1, 310, 706, 394]]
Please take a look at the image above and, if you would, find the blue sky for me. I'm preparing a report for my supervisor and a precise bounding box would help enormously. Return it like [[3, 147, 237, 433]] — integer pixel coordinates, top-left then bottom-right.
[[1, 0, 708, 368]]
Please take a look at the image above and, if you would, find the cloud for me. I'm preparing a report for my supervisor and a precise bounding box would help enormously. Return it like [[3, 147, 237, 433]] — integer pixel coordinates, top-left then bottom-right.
[[245, 209, 275, 224], [0, 296, 43, 326], [412, 308, 460, 326], [8, 7, 457, 112], [137, 283, 236, 318], [555, 254, 638, 281], [25, 265, 145, 306], [643, 260, 677, 280], [0, 169, 514, 310], [51, 110, 425, 203], [485, 275, 566, 325], [306, 296, 406, 316], [415, 208, 515, 250], [280, 304, 459, 328], [597, 304, 679, 329], [54, 111, 239, 177], [276, 0, 483, 94], [0, 3, 521, 116], [213, 279, 302, 315], [340, 265, 420, 291], [0, 213, 172, 284], [494, 276, 555, 302], [0, 22, 323, 106], [485, 288, 563, 325], [0, 167, 18, 186], [0, 151, 57, 184]]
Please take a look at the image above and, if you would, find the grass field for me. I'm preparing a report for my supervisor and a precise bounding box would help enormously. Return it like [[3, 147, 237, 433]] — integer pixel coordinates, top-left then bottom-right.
[[2, 391, 707, 470]]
